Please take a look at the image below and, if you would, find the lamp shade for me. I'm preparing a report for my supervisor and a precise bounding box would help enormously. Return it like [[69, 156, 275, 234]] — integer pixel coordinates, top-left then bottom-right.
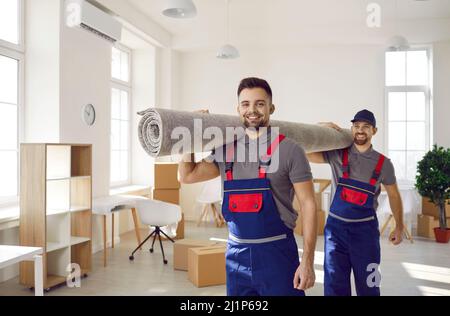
[[216, 44, 240, 59], [162, 0, 197, 19], [387, 35, 410, 51]]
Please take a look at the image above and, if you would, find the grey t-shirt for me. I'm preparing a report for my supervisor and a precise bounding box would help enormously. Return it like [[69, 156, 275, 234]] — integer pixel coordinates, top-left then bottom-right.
[[323, 144, 397, 211], [208, 131, 313, 229]]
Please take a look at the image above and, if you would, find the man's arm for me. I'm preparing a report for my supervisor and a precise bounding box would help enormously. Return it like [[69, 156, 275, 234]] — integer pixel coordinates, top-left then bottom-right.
[[384, 183, 404, 245], [306, 122, 342, 164], [306, 152, 326, 164], [178, 153, 220, 184], [292, 180, 317, 291]]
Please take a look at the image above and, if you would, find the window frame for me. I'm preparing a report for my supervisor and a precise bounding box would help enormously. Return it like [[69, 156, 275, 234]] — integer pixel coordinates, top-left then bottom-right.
[[0, 0, 25, 53], [384, 47, 433, 185], [0, 45, 24, 206], [110, 44, 132, 188], [111, 44, 132, 87]]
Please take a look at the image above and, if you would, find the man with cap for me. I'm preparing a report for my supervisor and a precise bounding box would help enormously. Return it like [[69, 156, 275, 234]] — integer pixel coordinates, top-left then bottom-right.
[[306, 109, 404, 296]]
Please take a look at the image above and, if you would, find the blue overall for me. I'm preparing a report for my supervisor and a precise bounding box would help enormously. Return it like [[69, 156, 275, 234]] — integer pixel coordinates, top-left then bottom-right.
[[324, 148, 385, 296], [221, 134, 304, 296]]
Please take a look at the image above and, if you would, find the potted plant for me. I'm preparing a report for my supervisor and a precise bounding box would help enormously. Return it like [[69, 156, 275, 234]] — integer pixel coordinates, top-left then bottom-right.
[[415, 145, 450, 243]]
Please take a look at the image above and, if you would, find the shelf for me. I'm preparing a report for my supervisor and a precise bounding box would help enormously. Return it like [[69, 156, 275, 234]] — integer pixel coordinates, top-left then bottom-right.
[[47, 207, 90, 215], [45, 275, 66, 288], [70, 236, 90, 246], [47, 175, 91, 182], [47, 209, 69, 216], [20, 143, 92, 289], [46, 145, 71, 180], [46, 242, 69, 253], [70, 206, 91, 213]]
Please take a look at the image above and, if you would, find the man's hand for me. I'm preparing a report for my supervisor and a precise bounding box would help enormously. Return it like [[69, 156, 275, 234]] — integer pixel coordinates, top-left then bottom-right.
[[196, 109, 210, 114], [318, 122, 343, 132], [293, 260, 316, 291], [389, 225, 404, 245]]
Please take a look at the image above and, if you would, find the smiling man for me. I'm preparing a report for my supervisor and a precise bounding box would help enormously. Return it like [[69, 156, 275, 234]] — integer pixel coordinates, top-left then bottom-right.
[[307, 109, 404, 296], [179, 77, 317, 296]]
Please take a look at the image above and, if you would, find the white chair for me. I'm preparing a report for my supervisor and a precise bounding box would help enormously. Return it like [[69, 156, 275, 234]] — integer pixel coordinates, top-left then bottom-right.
[[196, 177, 225, 227], [129, 199, 182, 265]]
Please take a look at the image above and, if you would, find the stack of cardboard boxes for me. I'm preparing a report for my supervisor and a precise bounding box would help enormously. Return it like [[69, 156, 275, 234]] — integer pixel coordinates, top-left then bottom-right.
[[153, 163, 184, 239], [293, 179, 331, 236], [173, 239, 227, 288], [417, 198, 450, 238]]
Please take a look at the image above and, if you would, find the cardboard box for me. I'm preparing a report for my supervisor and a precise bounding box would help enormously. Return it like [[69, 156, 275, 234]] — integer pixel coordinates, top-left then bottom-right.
[[422, 198, 450, 218], [153, 189, 180, 205], [188, 246, 227, 287], [417, 214, 450, 239], [154, 163, 181, 189], [292, 179, 331, 212], [176, 214, 185, 240], [294, 210, 326, 236], [173, 239, 219, 271]]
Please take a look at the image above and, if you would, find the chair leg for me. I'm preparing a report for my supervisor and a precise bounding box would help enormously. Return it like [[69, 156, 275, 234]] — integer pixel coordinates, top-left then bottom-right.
[[103, 215, 107, 267], [404, 226, 414, 243], [157, 231, 168, 265], [150, 228, 158, 253], [211, 203, 225, 227], [131, 208, 142, 250], [197, 204, 208, 226], [111, 213, 115, 249], [380, 214, 393, 237], [159, 228, 176, 243], [129, 230, 156, 260]]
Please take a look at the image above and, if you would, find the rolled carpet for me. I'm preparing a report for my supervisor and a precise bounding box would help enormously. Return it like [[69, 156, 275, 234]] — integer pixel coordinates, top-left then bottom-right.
[[138, 108, 353, 158]]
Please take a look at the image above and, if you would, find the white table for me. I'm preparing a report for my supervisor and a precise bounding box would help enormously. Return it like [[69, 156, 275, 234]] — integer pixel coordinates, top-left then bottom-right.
[[378, 185, 421, 238], [92, 195, 148, 267], [0, 246, 43, 296]]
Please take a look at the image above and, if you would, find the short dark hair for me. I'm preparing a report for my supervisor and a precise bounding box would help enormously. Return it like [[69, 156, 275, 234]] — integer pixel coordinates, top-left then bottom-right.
[[237, 77, 273, 100]]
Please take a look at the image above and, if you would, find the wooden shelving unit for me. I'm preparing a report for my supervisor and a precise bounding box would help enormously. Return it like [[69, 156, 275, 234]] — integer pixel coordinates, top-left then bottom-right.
[[19, 144, 92, 290]]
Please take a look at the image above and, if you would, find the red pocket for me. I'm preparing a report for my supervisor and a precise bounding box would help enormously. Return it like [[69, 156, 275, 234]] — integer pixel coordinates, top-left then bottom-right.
[[341, 187, 368, 206], [229, 193, 263, 213]]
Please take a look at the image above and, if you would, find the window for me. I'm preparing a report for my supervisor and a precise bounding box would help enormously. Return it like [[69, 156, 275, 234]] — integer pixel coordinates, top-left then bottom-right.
[[385, 49, 432, 182], [0, 0, 23, 49], [110, 46, 131, 186], [0, 0, 23, 205], [112, 46, 129, 82]]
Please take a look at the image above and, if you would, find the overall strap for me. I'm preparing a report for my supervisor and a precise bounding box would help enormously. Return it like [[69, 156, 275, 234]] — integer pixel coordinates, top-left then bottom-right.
[[341, 148, 350, 179], [258, 134, 286, 179], [225, 140, 236, 181], [369, 154, 385, 186]]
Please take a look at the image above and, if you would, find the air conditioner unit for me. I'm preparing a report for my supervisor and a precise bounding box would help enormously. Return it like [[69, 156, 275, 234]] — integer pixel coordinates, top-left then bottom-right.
[[65, 0, 122, 43]]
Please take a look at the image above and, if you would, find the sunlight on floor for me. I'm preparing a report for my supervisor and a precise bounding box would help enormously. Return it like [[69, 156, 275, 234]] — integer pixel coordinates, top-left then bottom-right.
[[401, 262, 450, 284], [417, 286, 450, 296]]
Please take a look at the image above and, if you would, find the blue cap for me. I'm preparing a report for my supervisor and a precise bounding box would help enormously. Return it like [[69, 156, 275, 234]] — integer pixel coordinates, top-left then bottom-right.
[[351, 109, 376, 128]]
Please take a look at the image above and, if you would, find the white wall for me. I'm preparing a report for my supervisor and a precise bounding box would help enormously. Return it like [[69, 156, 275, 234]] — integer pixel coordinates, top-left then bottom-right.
[[131, 48, 157, 187], [174, 45, 387, 220], [175, 43, 450, 220], [433, 41, 450, 148], [59, 18, 112, 198], [24, 0, 61, 143]]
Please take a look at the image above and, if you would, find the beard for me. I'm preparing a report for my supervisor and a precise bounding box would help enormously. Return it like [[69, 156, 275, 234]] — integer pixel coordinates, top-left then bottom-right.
[[243, 114, 267, 130], [354, 133, 369, 146]]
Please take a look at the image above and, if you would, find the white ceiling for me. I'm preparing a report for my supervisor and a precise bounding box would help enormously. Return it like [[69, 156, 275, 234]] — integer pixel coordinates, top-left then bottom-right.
[[125, 0, 450, 50]]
